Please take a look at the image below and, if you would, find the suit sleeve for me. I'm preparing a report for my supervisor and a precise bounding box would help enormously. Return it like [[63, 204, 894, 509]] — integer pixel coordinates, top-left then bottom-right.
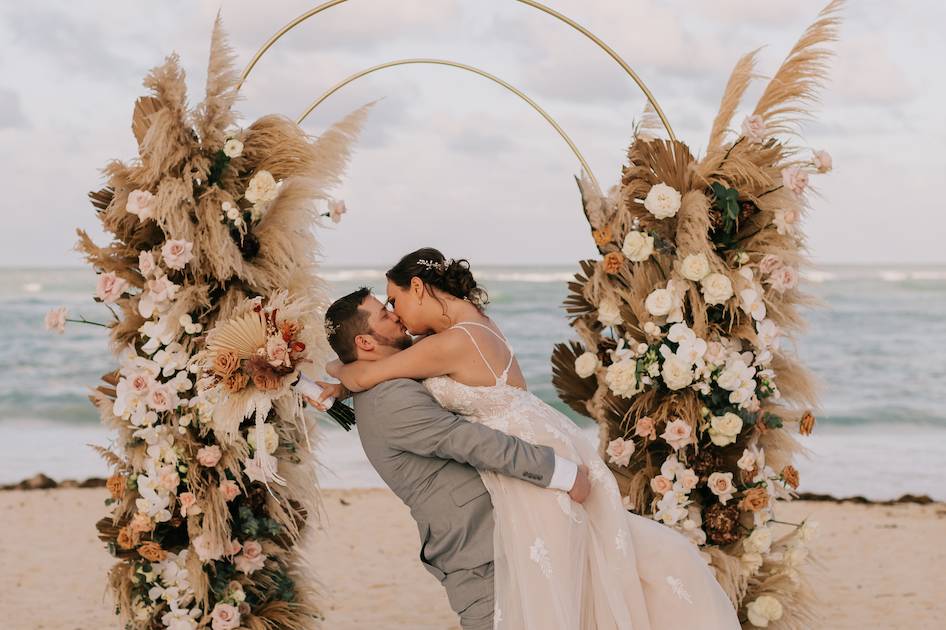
[[372, 380, 556, 488]]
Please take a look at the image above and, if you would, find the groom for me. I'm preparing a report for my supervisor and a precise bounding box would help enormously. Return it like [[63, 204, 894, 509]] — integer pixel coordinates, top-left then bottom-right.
[[313, 287, 589, 630]]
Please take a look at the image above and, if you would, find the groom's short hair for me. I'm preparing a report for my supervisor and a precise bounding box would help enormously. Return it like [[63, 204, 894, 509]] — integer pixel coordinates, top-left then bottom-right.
[[325, 287, 372, 363]]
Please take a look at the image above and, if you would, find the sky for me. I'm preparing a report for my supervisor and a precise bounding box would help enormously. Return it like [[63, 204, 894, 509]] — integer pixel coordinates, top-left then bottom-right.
[[1, 0, 943, 267]]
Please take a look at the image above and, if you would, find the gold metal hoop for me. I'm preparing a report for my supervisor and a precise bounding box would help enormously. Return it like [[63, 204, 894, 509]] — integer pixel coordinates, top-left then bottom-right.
[[238, 0, 675, 140], [296, 58, 601, 192]]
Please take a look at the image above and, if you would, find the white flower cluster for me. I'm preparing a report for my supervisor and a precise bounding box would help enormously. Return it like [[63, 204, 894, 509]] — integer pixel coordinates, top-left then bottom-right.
[[650, 455, 705, 544], [141, 550, 200, 629]]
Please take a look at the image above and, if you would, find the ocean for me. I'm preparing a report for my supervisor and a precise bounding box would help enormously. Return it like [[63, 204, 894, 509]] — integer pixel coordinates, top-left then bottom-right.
[[2, 265, 945, 499]]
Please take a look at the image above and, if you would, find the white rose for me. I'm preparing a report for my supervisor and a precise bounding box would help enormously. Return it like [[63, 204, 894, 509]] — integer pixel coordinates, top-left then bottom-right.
[[707, 472, 735, 504], [223, 138, 244, 158], [741, 115, 767, 144], [223, 201, 240, 221], [645, 288, 674, 317], [700, 273, 733, 305], [574, 352, 599, 378], [737, 448, 758, 472], [661, 355, 694, 391], [126, 189, 155, 221], [643, 322, 662, 337], [247, 423, 279, 454], [709, 413, 743, 446], [741, 552, 764, 573], [680, 253, 710, 281], [744, 526, 773, 554], [597, 299, 623, 326], [605, 359, 641, 398], [621, 231, 654, 262], [245, 170, 279, 206], [746, 595, 783, 627], [643, 183, 681, 219]]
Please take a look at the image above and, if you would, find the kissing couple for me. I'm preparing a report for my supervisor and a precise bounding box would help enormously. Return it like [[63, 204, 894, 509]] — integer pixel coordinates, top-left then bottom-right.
[[308, 248, 740, 630]]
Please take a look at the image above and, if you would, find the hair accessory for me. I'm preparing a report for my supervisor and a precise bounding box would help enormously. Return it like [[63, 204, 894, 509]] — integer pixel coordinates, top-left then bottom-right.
[[417, 259, 445, 271], [324, 317, 338, 336]]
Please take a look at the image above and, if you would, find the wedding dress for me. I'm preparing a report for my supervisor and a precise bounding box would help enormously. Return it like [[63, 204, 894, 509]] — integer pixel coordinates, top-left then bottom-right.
[[424, 322, 741, 629]]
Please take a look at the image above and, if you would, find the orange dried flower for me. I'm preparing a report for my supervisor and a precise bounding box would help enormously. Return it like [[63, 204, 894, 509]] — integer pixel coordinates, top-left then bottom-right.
[[138, 541, 167, 562], [739, 487, 770, 512], [106, 474, 126, 500], [212, 351, 240, 378], [602, 252, 625, 275], [224, 372, 250, 393], [280, 320, 300, 342], [592, 225, 613, 248], [116, 526, 137, 550], [800, 411, 816, 435], [252, 371, 280, 392], [781, 465, 800, 489], [129, 512, 154, 534]]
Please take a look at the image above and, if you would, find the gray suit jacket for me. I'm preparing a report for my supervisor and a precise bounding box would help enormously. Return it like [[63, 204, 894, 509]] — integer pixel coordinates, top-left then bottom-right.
[[352, 378, 556, 613]]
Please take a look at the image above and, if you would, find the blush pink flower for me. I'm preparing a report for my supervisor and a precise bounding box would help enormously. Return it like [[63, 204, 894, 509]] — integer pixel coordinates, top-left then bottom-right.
[[759, 254, 781, 275], [179, 491, 201, 517], [781, 166, 809, 197], [157, 469, 180, 492], [650, 475, 673, 495], [193, 532, 224, 562], [210, 602, 241, 630], [634, 416, 656, 439], [677, 468, 699, 491], [265, 335, 291, 368], [329, 199, 347, 224], [219, 479, 241, 502], [196, 444, 222, 467], [767, 265, 799, 293], [96, 272, 128, 304], [708, 472, 736, 504], [660, 419, 693, 451], [741, 115, 767, 143], [126, 190, 154, 221], [234, 540, 266, 574], [128, 370, 154, 395], [147, 383, 178, 412], [224, 538, 242, 557], [606, 438, 635, 468], [161, 239, 194, 270], [813, 149, 833, 173], [44, 306, 68, 334], [138, 250, 157, 277]]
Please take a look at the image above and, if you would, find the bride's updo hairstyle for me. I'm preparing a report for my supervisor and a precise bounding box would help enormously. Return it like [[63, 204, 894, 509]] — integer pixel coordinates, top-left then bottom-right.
[[386, 247, 489, 311]]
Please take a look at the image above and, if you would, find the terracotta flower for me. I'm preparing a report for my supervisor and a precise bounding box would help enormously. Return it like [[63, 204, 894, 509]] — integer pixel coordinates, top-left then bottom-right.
[[739, 486, 770, 512], [138, 541, 167, 562], [224, 372, 250, 393], [799, 411, 816, 436], [106, 474, 126, 500], [601, 252, 625, 275], [220, 479, 241, 502], [117, 526, 137, 550], [634, 416, 656, 440], [212, 351, 240, 378], [781, 465, 800, 489], [592, 225, 613, 248]]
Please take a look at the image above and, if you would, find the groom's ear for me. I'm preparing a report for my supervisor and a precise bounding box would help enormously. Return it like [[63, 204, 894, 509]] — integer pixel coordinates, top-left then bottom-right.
[[353, 334, 376, 353]]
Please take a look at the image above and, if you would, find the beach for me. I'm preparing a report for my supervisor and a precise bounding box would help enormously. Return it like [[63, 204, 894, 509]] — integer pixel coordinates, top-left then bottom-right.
[[2, 486, 944, 630]]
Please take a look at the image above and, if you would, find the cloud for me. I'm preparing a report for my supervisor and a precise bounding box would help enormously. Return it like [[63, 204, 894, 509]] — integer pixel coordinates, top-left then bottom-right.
[[833, 37, 914, 105], [0, 87, 28, 129]]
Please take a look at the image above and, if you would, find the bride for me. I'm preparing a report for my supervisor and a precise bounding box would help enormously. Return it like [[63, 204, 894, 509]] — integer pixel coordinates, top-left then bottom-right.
[[327, 247, 740, 629]]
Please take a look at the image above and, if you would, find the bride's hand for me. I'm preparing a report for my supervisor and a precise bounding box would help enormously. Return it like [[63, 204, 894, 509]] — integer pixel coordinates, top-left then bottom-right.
[[325, 359, 343, 378], [302, 381, 348, 411]]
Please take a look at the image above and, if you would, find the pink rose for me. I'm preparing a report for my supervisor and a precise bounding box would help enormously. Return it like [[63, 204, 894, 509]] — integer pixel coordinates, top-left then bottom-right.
[[219, 479, 241, 502], [767, 265, 799, 293], [196, 444, 222, 467], [148, 383, 178, 412], [606, 438, 635, 468], [129, 371, 154, 395], [126, 189, 154, 221], [179, 491, 201, 517], [329, 199, 347, 224], [138, 250, 157, 277], [634, 416, 656, 439], [44, 306, 68, 334], [781, 166, 808, 197], [157, 469, 180, 492], [147, 275, 178, 303], [759, 254, 781, 275], [660, 419, 693, 451], [224, 538, 242, 557], [677, 468, 699, 491], [650, 475, 673, 495], [193, 532, 224, 562], [741, 115, 767, 143], [708, 472, 735, 504], [265, 335, 290, 368], [813, 149, 833, 173], [96, 272, 128, 304], [234, 540, 266, 574], [210, 602, 241, 630], [161, 239, 194, 270]]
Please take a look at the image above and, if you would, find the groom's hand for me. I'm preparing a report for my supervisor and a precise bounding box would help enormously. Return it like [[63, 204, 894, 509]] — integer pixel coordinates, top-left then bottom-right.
[[568, 465, 591, 504]]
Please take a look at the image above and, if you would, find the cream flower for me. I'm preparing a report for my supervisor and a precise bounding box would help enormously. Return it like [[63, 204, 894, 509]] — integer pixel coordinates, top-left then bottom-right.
[[781, 166, 808, 197], [248, 423, 279, 455], [644, 183, 682, 219], [700, 273, 733, 305], [234, 540, 266, 574], [677, 468, 699, 491], [681, 253, 710, 281], [605, 359, 641, 398], [645, 288, 674, 317], [597, 298, 623, 326], [746, 595, 783, 627], [621, 230, 655, 261], [661, 355, 694, 391], [741, 115, 767, 143], [707, 472, 735, 504], [643, 321, 662, 337], [773, 207, 799, 236], [138, 275, 180, 319], [210, 602, 241, 630], [96, 271, 128, 304], [650, 475, 673, 495], [161, 240, 194, 271], [737, 447, 761, 472], [126, 189, 155, 221], [812, 149, 833, 173], [192, 532, 224, 562], [654, 491, 688, 525], [606, 438, 635, 467], [245, 170, 279, 206], [223, 138, 244, 159], [709, 413, 743, 446], [574, 352, 599, 378], [660, 418, 693, 451], [756, 319, 780, 349], [179, 492, 202, 518], [196, 445, 222, 467], [329, 199, 347, 224], [739, 288, 767, 321], [44, 306, 68, 334], [744, 526, 773, 554], [223, 201, 240, 221], [147, 383, 179, 413], [139, 251, 157, 277]]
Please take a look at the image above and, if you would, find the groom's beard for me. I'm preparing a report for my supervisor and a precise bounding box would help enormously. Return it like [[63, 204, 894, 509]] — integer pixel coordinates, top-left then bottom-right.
[[371, 331, 413, 351]]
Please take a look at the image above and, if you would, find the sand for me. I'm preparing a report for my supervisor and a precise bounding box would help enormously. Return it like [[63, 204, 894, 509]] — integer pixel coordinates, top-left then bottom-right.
[[1, 487, 944, 630]]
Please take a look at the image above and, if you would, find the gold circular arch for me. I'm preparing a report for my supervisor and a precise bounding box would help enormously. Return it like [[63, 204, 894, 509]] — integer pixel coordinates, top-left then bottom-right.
[[295, 58, 601, 192], [238, 0, 676, 140]]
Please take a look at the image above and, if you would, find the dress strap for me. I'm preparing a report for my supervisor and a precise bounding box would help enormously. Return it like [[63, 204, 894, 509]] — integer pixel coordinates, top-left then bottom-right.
[[451, 321, 515, 381]]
